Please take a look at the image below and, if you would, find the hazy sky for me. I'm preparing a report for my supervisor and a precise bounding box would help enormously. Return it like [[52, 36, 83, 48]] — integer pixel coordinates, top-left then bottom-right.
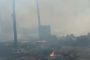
[[0, 0, 90, 41]]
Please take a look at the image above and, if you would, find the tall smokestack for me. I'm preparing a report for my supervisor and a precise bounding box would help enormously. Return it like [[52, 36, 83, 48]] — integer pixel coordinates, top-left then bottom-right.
[[36, 0, 41, 40], [12, 0, 18, 50], [36, 0, 41, 26]]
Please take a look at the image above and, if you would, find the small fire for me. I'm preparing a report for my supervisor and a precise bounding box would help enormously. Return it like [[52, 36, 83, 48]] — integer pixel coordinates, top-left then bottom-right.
[[50, 51, 55, 57]]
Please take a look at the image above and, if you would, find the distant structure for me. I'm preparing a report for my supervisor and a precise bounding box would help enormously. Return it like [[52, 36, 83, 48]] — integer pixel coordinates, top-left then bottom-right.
[[36, 0, 41, 27], [39, 25, 51, 40], [12, 0, 18, 50], [36, 0, 51, 40]]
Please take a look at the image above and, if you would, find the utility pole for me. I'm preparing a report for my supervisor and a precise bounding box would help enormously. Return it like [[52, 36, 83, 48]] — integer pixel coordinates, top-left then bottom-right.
[[12, 0, 18, 51]]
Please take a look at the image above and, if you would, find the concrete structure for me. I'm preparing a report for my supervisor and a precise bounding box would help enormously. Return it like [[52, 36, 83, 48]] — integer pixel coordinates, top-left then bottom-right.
[[39, 25, 51, 40]]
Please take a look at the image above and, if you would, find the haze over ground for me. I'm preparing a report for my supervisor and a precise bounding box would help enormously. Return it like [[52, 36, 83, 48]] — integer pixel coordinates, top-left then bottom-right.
[[0, 0, 90, 41]]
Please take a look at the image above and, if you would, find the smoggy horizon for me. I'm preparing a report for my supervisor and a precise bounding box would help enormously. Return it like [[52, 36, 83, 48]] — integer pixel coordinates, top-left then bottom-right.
[[0, 0, 90, 41]]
